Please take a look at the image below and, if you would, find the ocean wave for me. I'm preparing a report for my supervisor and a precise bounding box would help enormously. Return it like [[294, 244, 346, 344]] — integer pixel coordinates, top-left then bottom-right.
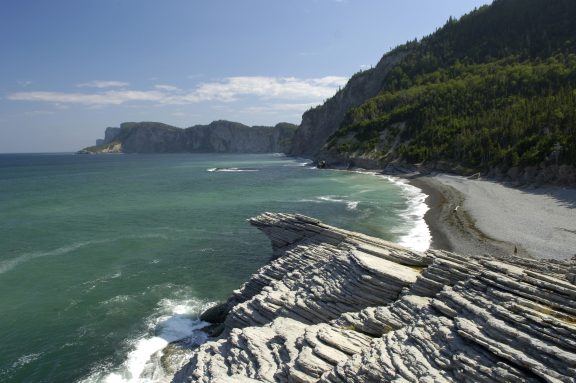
[[79, 296, 214, 383], [206, 167, 258, 172], [317, 195, 360, 211], [282, 160, 312, 167], [11, 352, 43, 369], [380, 176, 431, 252]]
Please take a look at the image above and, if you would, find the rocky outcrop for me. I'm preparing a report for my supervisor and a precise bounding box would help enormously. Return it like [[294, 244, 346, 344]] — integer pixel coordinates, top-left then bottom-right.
[[83, 121, 297, 154], [289, 51, 407, 158], [104, 127, 121, 144], [173, 213, 576, 383]]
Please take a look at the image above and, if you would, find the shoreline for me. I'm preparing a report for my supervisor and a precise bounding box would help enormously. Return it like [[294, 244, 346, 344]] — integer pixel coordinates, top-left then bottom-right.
[[291, 158, 575, 260], [408, 175, 517, 258], [405, 173, 576, 261]]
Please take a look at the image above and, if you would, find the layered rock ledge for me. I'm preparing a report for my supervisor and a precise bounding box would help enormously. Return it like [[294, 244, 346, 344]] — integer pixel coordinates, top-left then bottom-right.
[[173, 213, 576, 383]]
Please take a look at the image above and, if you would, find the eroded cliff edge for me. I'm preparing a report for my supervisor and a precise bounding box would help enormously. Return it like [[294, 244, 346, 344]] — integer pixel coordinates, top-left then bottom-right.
[[173, 212, 576, 383]]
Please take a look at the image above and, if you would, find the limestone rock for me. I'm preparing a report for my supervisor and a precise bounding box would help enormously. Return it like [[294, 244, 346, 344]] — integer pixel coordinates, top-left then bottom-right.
[[174, 213, 576, 383]]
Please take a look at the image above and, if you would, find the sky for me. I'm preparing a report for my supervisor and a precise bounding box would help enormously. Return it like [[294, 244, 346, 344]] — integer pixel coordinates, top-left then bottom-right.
[[0, 0, 493, 153]]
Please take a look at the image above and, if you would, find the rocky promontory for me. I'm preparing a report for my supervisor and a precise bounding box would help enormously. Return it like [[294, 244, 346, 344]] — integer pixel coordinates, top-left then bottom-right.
[[173, 213, 576, 382], [79, 120, 297, 154]]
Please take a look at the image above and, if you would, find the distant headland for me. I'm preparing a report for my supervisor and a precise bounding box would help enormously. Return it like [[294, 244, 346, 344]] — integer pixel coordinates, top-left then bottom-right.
[[77, 120, 297, 155]]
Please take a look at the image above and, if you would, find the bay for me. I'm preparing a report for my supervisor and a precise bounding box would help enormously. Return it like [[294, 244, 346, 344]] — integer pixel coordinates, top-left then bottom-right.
[[0, 153, 429, 382]]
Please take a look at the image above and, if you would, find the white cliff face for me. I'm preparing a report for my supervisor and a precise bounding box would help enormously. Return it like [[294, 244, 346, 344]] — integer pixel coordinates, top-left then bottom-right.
[[173, 213, 576, 383]]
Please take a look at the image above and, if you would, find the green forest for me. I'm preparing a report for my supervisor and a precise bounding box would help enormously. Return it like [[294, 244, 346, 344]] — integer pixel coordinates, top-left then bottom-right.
[[326, 0, 576, 173]]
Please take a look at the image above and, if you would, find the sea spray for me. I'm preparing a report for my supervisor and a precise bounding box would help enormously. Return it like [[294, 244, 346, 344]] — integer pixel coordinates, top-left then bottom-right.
[[79, 297, 214, 383], [379, 175, 431, 252]]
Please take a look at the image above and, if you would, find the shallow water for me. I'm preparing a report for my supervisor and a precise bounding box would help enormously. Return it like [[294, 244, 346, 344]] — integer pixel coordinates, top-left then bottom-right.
[[0, 153, 429, 382]]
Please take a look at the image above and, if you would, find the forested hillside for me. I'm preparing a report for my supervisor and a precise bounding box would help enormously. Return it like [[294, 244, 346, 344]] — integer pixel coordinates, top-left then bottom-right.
[[317, 0, 576, 181]]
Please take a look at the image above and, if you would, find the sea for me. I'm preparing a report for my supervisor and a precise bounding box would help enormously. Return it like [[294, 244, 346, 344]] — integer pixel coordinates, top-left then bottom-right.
[[0, 153, 430, 383]]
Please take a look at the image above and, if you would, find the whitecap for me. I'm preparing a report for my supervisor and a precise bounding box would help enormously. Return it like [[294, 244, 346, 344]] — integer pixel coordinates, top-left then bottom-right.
[[79, 296, 215, 383], [317, 195, 360, 211], [282, 161, 312, 167], [11, 352, 42, 369], [207, 167, 258, 172], [380, 176, 431, 252]]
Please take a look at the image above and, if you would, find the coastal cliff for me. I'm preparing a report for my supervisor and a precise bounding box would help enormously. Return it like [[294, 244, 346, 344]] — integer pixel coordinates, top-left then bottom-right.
[[287, 0, 576, 185], [288, 50, 407, 158], [79, 121, 297, 154], [173, 213, 576, 382]]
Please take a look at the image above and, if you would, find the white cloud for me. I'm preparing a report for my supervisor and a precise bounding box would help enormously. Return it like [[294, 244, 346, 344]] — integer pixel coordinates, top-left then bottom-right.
[[9, 90, 164, 105], [8, 76, 349, 108], [154, 84, 181, 91], [77, 80, 130, 88], [192, 76, 347, 102]]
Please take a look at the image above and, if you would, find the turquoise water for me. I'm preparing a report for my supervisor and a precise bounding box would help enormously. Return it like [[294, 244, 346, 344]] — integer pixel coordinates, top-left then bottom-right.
[[0, 153, 429, 382]]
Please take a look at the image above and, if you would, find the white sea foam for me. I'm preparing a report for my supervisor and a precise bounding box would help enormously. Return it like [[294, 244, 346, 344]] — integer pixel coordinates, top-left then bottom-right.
[[317, 195, 360, 211], [380, 175, 431, 252], [0, 234, 171, 276], [282, 162, 311, 167], [80, 296, 214, 383], [207, 167, 258, 172], [0, 239, 111, 275], [333, 166, 431, 251], [11, 352, 42, 369]]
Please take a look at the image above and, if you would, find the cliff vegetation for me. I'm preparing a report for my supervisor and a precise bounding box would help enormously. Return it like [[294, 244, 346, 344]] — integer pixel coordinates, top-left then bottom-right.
[[296, 0, 576, 182]]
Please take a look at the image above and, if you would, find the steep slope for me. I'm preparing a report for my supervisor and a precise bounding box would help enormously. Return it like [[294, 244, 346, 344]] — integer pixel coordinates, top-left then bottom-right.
[[290, 0, 576, 183], [289, 50, 407, 157], [81, 120, 297, 154]]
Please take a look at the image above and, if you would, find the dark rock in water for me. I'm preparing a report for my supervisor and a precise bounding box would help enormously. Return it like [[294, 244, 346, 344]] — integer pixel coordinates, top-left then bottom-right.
[[200, 323, 225, 338], [173, 212, 576, 382], [199, 302, 228, 324]]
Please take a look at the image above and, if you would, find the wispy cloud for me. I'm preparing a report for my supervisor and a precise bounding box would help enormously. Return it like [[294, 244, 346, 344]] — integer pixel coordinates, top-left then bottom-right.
[[8, 76, 348, 108], [76, 80, 130, 88], [9, 90, 164, 105], [154, 84, 181, 91], [243, 102, 319, 114], [192, 76, 347, 102]]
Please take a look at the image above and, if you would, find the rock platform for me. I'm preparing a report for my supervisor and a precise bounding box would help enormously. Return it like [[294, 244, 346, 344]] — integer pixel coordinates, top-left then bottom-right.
[[173, 213, 576, 383]]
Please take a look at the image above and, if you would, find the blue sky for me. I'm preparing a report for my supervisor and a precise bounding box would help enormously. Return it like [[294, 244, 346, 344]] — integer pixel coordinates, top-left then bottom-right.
[[1, 0, 492, 152]]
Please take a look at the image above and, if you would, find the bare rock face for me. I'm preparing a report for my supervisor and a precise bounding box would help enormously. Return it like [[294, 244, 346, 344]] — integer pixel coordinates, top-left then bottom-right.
[[104, 127, 121, 144], [173, 213, 576, 383], [85, 121, 297, 154], [289, 51, 407, 158]]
